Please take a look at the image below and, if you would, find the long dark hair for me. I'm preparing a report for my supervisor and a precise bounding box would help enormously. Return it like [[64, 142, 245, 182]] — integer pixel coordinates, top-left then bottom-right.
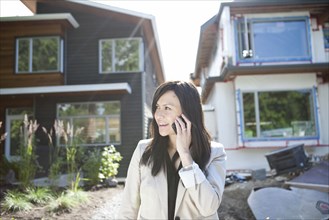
[[141, 81, 211, 176]]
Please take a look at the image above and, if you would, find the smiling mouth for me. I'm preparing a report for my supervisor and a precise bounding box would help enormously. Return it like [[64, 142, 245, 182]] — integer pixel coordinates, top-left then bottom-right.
[[158, 123, 170, 128]]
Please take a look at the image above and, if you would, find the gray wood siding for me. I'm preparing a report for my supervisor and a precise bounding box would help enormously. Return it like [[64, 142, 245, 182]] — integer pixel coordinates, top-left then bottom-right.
[[31, 2, 159, 177]]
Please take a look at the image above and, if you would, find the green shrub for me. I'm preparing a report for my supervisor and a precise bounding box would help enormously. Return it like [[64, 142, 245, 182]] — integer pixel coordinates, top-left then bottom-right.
[[46, 191, 78, 212], [82, 149, 102, 186], [46, 189, 88, 213], [2, 189, 32, 212], [25, 187, 54, 205], [99, 145, 122, 182], [66, 189, 89, 203]]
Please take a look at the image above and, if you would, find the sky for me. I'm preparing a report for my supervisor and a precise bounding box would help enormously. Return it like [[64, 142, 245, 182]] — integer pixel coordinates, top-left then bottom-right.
[[0, 0, 222, 81]]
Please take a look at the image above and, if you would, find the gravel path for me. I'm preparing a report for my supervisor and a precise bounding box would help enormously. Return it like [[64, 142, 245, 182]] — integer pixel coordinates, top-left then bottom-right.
[[91, 188, 124, 219]]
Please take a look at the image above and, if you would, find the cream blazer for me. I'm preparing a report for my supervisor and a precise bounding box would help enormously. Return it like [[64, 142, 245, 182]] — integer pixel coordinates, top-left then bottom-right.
[[117, 139, 227, 220]]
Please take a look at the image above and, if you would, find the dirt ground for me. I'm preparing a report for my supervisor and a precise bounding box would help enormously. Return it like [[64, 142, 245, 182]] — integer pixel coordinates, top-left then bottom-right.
[[218, 176, 286, 220], [0, 184, 124, 220], [0, 175, 288, 220]]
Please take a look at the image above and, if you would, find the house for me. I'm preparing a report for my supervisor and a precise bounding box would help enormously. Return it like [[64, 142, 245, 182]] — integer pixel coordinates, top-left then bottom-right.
[[0, 0, 165, 177], [192, 0, 329, 172]]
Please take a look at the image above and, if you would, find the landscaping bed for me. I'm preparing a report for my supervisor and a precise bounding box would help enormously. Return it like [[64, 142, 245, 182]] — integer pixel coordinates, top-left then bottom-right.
[[1, 177, 284, 220]]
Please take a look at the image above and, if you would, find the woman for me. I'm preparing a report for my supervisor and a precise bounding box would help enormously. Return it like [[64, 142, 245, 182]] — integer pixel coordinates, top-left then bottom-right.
[[118, 81, 226, 220]]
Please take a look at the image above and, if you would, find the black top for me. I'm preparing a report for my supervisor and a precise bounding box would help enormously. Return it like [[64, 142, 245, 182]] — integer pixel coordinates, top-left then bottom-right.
[[166, 151, 182, 220]]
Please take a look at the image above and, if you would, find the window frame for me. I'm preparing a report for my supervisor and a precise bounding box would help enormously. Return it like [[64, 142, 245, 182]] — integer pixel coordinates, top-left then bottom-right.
[[238, 87, 319, 142], [235, 16, 312, 63], [56, 101, 121, 146], [15, 36, 63, 74], [99, 37, 144, 74]]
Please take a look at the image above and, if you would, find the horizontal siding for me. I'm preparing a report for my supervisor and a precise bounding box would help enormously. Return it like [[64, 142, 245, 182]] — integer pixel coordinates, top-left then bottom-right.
[[31, 73, 144, 177], [51, 7, 147, 176], [0, 73, 64, 88], [0, 2, 160, 178], [0, 22, 66, 88], [66, 14, 142, 84]]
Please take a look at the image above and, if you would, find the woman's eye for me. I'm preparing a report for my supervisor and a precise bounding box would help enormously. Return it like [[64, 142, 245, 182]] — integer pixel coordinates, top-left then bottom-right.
[[165, 106, 171, 110]]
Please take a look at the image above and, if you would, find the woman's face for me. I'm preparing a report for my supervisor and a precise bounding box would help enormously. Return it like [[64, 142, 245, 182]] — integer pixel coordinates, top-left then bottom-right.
[[154, 90, 182, 136]]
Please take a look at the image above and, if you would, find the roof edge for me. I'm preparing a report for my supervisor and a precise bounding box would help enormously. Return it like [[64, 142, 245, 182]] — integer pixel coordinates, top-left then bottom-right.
[[0, 13, 79, 28], [0, 83, 132, 95]]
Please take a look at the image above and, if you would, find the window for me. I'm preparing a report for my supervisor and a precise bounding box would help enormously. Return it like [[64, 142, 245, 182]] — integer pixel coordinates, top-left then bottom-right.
[[99, 38, 143, 73], [241, 89, 318, 140], [236, 17, 311, 63], [57, 101, 121, 145], [5, 108, 34, 160], [16, 36, 63, 73]]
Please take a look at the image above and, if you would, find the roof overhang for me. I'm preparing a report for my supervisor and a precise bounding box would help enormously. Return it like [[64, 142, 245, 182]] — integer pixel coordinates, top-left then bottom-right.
[[201, 62, 329, 103], [0, 13, 79, 28], [192, 15, 218, 86], [0, 83, 131, 96]]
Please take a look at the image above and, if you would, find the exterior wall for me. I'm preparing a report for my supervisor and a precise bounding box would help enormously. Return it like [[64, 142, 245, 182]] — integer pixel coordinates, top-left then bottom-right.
[[206, 82, 237, 149], [318, 83, 329, 144], [206, 74, 328, 171], [0, 2, 162, 178], [235, 73, 322, 147], [37, 3, 143, 85], [0, 21, 65, 88], [200, 4, 329, 172], [33, 2, 158, 177], [143, 42, 159, 139], [235, 74, 317, 91], [312, 26, 327, 62]]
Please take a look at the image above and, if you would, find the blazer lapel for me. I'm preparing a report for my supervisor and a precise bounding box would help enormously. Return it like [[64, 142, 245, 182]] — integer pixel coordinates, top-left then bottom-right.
[[174, 180, 187, 215], [154, 169, 168, 217]]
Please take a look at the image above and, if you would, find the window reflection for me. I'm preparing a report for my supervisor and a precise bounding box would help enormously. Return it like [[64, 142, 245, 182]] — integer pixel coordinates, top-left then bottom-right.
[[242, 90, 317, 139], [57, 101, 121, 145]]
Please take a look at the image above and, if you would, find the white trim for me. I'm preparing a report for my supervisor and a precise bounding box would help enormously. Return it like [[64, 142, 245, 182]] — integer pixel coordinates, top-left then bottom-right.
[[0, 13, 79, 28], [0, 83, 131, 95]]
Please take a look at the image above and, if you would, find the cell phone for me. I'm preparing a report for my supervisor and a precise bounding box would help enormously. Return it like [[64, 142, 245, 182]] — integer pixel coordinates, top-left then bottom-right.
[[171, 116, 187, 134]]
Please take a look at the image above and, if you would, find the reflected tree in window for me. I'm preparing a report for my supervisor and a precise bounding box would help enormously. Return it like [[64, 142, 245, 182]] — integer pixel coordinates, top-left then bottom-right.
[[57, 101, 121, 145], [243, 93, 256, 137], [115, 39, 140, 71], [16, 37, 61, 73], [17, 39, 29, 72], [33, 38, 59, 71], [242, 89, 316, 139], [100, 38, 142, 73], [101, 40, 113, 72]]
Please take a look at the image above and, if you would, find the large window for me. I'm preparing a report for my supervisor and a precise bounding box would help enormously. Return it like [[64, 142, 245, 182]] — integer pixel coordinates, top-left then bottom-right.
[[241, 89, 318, 140], [99, 38, 143, 73], [236, 16, 311, 63], [16, 36, 63, 73], [57, 101, 121, 145]]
